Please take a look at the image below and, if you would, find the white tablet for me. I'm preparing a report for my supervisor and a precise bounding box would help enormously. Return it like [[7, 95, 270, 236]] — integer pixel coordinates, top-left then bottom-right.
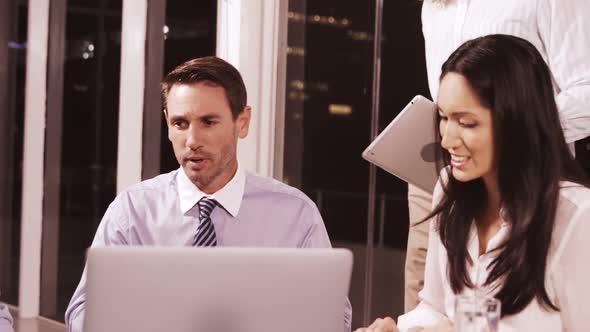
[[362, 95, 439, 193]]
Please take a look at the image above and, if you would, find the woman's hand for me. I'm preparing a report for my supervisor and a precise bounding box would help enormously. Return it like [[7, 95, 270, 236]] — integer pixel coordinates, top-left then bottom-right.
[[353, 317, 400, 332]]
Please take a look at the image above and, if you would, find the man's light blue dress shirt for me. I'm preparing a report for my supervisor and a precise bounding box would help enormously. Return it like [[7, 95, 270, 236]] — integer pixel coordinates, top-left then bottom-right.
[[0, 303, 14, 332], [65, 165, 352, 332]]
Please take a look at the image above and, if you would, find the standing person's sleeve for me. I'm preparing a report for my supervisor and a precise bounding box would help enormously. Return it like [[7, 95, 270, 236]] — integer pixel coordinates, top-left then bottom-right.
[[0, 303, 14, 332], [300, 201, 352, 332], [551, 201, 590, 331], [538, 0, 590, 144], [64, 197, 129, 332]]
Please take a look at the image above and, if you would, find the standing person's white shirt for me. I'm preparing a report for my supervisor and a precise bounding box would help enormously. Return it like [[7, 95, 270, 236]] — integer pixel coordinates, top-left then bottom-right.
[[404, 0, 590, 311], [423, 0, 590, 142]]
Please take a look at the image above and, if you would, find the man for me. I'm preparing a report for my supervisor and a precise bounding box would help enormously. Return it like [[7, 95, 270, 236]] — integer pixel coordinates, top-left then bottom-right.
[[65, 56, 352, 332], [405, 0, 590, 312], [0, 302, 14, 332]]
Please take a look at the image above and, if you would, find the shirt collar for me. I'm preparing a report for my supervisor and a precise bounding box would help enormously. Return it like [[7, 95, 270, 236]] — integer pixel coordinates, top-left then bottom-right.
[[466, 218, 511, 261], [177, 163, 245, 218]]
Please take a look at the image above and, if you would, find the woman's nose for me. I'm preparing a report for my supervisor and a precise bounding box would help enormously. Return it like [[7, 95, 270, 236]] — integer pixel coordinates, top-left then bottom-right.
[[440, 122, 460, 150]]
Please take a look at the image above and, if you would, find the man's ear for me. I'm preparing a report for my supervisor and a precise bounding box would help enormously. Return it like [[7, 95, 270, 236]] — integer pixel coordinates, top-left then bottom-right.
[[236, 106, 251, 139]]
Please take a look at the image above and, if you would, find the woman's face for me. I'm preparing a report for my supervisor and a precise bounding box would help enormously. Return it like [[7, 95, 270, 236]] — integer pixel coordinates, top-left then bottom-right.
[[437, 72, 495, 183]]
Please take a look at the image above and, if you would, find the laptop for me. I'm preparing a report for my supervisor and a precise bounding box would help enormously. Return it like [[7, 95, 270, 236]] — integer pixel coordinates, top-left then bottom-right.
[[362, 95, 439, 193], [84, 246, 353, 332]]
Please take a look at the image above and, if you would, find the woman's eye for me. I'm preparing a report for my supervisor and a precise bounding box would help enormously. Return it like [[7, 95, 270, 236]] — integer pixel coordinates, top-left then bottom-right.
[[459, 121, 476, 128]]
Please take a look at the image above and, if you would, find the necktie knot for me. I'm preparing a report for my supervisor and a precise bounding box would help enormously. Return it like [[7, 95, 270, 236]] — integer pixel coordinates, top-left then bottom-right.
[[197, 197, 217, 220]]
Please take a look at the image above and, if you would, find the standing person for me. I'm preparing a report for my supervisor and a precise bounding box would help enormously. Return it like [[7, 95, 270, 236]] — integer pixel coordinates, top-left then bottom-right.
[[356, 34, 590, 332], [65, 56, 352, 332], [0, 303, 14, 332], [405, 0, 590, 312]]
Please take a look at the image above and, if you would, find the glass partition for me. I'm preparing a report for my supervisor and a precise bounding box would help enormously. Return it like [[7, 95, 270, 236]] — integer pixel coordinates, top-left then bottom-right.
[[283, 0, 429, 327], [283, 0, 376, 327]]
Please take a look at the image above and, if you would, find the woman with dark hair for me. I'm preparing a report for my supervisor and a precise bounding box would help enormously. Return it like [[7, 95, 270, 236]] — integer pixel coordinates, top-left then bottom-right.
[[356, 34, 590, 332]]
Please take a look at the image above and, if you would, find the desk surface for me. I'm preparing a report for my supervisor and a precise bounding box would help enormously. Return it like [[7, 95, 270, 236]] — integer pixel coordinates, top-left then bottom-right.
[[14, 318, 65, 332], [8, 308, 65, 332]]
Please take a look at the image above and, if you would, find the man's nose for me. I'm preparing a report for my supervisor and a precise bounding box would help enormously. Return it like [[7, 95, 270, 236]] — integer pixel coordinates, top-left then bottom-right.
[[185, 126, 201, 150]]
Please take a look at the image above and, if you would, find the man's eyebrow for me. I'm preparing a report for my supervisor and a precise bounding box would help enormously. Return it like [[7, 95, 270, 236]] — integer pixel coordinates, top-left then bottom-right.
[[199, 114, 221, 120], [168, 114, 186, 121]]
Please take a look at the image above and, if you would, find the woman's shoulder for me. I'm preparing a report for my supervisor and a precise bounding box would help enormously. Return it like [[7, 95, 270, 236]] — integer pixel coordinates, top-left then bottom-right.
[[558, 181, 590, 210], [546, 181, 590, 281], [549, 181, 590, 257]]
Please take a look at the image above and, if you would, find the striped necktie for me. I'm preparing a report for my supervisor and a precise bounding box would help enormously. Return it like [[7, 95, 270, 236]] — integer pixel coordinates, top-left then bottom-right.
[[193, 197, 218, 247]]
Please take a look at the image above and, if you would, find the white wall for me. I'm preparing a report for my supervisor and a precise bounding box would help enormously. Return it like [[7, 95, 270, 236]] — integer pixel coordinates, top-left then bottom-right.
[[18, 0, 49, 318], [217, 0, 287, 178]]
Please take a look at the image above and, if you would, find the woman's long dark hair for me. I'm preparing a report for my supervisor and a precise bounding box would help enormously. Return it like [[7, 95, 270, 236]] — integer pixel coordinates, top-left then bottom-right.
[[430, 34, 589, 316]]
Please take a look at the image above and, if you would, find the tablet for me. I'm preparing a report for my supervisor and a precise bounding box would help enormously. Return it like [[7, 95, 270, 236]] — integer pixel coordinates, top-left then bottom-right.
[[362, 95, 439, 193]]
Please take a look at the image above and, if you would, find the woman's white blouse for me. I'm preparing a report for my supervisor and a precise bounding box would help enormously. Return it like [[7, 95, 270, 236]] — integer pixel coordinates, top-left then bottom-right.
[[397, 181, 590, 331]]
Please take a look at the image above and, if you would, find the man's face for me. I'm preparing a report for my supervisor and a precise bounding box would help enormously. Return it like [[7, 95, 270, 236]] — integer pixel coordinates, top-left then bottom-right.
[[164, 82, 250, 194]]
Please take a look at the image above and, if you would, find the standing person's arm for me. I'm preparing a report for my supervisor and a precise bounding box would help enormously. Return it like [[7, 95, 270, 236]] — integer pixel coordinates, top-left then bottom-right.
[[299, 201, 352, 332], [538, 0, 590, 144], [552, 200, 590, 331], [64, 197, 129, 332], [0, 303, 14, 332]]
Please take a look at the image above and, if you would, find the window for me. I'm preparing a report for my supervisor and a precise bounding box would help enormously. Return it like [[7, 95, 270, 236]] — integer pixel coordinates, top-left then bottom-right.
[[283, 1, 376, 327], [0, 0, 28, 307], [283, 0, 429, 327], [159, 0, 217, 173], [40, 0, 122, 320]]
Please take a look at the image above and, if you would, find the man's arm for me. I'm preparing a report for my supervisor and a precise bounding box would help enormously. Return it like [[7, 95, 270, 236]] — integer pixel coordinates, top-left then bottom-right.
[[65, 196, 129, 332], [0, 303, 14, 332], [538, 0, 590, 144], [299, 201, 352, 332]]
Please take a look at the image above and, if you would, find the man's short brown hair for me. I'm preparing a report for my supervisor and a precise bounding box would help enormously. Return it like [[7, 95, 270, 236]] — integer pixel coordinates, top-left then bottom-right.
[[161, 56, 247, 119]]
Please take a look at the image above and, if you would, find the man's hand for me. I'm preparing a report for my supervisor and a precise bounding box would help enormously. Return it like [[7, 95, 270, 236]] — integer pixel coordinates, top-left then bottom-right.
[[353, 317, 400, 332]]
